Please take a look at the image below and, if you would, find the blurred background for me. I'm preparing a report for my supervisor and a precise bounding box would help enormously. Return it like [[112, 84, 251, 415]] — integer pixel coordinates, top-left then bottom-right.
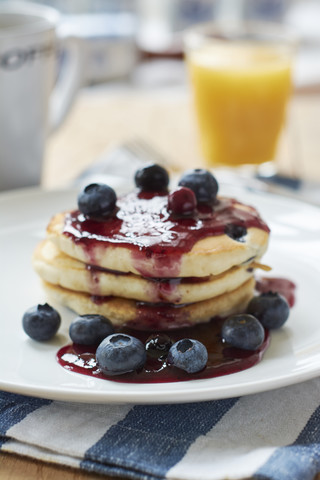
[[3, 0, 318, 89], [2, 0, 319, 189]]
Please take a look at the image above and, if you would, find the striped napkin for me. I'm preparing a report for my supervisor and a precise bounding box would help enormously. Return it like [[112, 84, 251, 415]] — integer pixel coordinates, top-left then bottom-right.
[[1, 378, 320, 480]]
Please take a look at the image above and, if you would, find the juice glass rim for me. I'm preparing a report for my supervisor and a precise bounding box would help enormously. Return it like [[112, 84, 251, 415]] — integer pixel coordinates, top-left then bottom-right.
[[183, 21, 299, 53]]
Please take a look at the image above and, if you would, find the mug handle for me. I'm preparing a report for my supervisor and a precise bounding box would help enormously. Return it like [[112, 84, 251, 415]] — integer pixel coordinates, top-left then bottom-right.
[[49, 33, 83, 132]]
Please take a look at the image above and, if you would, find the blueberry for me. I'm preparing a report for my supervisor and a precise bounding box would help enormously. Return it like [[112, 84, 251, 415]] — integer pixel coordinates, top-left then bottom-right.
[[96, 333, 146, 376], [222, 314, 265, 351], [69, 314, 114, 345], [167, 338, 208, 373], [134, 163, 169, 192], [178, 169, 218, 206], [225, 224, 247, 242], [78, 183, 117, 220], [145, 333, 173, 358], [247, 292, 290, 329], [168, 187, 197, 217], [22, 303, 61, 341]]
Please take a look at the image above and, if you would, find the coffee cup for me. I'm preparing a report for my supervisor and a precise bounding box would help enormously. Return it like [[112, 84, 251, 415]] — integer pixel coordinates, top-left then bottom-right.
[[0, 2, 82, 190]]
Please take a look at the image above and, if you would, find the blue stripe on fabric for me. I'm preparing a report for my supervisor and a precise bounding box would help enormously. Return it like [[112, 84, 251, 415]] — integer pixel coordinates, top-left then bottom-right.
[[81, 398, 239, 480], [0, 391, 51, 448], [255, 404, 320, 480]]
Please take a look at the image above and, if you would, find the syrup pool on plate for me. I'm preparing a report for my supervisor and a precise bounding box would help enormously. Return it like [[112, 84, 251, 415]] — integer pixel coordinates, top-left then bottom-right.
[[57, 316, 270, 384], [56, 277, 295, 384]]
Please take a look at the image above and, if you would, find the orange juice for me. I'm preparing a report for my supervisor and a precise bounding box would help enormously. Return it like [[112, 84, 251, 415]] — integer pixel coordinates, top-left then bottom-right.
[[187, 44, 292, 166]]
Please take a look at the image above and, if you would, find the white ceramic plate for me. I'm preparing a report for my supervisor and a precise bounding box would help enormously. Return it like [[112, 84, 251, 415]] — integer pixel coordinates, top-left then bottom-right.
[[1, 185, 320, 404]]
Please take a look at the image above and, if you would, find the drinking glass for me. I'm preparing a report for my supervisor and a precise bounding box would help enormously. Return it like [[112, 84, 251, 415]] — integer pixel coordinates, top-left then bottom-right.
[[184, 22, 297, 169]]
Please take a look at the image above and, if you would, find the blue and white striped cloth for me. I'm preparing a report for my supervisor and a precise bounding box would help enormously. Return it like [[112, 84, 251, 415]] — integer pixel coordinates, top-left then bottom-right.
[[1, 378, 320, 480]]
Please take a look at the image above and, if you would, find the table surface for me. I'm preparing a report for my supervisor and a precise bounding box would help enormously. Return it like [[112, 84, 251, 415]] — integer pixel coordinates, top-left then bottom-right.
[[3, 78, 320, 480], [43, 86, 320, 188]]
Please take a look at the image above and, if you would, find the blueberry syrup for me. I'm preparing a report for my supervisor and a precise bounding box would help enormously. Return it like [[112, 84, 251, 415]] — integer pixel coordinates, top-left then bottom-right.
[[256, 277, 296, 307], [57, 317, 270, 384], [85, 265, 212, 303], [134, 301, 191, 330], [63, 192, 270, 277]]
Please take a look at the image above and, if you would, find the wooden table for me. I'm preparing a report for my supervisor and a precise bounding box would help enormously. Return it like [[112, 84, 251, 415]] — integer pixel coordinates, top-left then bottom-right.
[[42, 86, 320, 188], [2, 82, 320, 480]]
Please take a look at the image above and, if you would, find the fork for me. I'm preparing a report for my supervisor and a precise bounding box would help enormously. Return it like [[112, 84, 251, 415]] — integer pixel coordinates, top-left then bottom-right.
[[75, 138, 177, 183], [74, 138, 320, 205]]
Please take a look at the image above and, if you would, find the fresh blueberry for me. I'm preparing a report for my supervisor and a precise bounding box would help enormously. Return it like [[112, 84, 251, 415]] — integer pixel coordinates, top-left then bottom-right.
[[96, 333, 146, 376], [167, 338, 208, 373], [247, 292, 290, 329], [168, 187, 197, 217], [222, 314, 265, 350], [69, 314, 114, 345], [178, 169, 218, 206], [22, 303, 61, 341], [225, 224, 247, 242], [145, 333, 173, 358], [77, 183, 117, 220], [134, 163, 169, 192]]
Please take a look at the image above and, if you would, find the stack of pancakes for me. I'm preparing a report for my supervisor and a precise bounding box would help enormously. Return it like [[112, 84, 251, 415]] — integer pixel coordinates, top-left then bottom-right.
[[33, 190, 270, 330]]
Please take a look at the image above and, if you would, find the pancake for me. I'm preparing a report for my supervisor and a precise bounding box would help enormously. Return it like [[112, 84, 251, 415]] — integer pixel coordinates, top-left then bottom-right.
[[33, 239, 259, 304], [47, 191, 269, 278], [42, 277, 255, 330]]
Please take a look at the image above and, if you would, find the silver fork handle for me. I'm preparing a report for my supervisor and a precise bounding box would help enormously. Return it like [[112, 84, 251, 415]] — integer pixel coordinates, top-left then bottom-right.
[[74, 139, 320, 206]]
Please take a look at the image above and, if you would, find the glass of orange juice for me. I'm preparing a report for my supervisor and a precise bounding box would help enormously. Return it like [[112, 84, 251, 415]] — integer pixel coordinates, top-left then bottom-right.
[[184, 22, 296, 169]]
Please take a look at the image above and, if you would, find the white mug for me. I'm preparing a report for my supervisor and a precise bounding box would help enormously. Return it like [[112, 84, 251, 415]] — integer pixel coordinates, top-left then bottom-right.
[[0, 2, 82, 191]]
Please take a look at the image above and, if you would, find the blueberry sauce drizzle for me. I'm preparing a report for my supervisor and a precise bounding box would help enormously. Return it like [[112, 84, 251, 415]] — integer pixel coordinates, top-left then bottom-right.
[[85, 265, 219, 303], [63, 192, 270, 277], [256, 277, 296, 308], [64, 193, 269, 251], [86, 264, 212, 284]]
